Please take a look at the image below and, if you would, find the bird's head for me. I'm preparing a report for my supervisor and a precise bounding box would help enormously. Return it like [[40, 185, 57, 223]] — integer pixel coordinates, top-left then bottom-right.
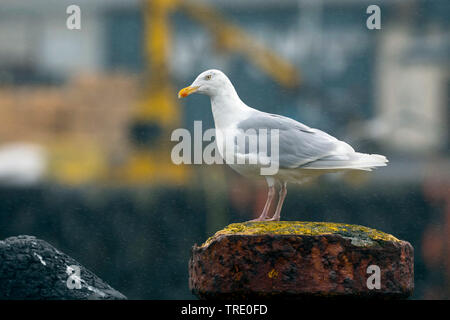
[[178, 69, 233, 99]]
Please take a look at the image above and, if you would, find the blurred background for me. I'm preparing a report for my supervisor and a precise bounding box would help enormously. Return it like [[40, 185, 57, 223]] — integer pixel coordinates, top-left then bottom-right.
[[0, 0, 448, 299]]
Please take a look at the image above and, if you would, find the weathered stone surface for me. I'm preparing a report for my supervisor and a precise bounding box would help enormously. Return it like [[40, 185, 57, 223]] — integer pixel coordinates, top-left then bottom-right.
[[189, 221, 414, 299], [0, 235, 127, 300]]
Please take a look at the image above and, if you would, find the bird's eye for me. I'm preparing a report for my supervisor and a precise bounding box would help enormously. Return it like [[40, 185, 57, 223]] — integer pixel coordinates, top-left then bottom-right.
[[205, 75, 212, 80]]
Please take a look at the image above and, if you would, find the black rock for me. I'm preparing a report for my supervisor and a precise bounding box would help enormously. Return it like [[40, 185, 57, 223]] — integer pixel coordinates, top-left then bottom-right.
[[0, 235, 126, 300]]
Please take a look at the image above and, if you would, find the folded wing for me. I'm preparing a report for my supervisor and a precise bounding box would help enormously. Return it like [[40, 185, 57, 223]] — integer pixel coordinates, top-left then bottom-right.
[[236, 112, 388, 171]]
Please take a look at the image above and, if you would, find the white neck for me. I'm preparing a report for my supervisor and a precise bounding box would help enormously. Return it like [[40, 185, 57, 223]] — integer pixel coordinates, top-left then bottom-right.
[[210, 89, 253, 129]]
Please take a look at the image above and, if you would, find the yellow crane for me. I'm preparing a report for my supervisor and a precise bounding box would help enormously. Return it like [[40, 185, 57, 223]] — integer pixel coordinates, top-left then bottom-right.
[[121, 0, 301, 185]]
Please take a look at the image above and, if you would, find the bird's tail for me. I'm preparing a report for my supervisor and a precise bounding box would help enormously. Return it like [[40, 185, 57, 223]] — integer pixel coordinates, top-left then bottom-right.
[[301, 153, 388, 171]]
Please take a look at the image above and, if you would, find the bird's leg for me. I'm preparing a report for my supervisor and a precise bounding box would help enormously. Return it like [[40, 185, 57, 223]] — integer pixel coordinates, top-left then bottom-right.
[[250, 185, 275, 221], [268, 182, 287, 221]]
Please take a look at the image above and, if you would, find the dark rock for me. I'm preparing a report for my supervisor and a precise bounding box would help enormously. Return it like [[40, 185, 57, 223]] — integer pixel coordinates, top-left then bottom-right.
[[189, 221, 414, 299], [0, 235, 126, 300]]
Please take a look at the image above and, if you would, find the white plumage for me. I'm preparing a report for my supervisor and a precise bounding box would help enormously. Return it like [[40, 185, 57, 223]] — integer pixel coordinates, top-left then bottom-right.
[[178, 69, 388, 221]]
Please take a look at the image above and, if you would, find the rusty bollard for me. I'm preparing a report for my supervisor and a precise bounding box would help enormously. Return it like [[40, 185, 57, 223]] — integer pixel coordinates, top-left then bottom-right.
[[189, 221, 414, 299]]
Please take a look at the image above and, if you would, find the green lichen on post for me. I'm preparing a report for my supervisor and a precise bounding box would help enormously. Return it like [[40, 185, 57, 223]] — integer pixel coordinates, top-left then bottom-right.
[[202, 221, 400, 248]]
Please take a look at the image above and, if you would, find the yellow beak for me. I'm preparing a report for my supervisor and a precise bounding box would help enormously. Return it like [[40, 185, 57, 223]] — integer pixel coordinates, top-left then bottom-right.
[[178, 86, 199, 99]]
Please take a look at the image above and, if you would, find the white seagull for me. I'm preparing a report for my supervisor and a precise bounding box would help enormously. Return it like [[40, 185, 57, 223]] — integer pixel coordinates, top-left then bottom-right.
[[178, 69, 388, 221]]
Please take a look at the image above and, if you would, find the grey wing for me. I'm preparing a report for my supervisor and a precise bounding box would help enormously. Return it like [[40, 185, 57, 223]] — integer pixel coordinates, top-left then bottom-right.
[[236, 112, 354, 169]]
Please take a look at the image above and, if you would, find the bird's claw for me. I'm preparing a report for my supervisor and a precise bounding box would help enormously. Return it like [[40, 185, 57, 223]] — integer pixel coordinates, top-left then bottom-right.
[[248, 218, 267, 222], [248, 216, 280, 222]]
